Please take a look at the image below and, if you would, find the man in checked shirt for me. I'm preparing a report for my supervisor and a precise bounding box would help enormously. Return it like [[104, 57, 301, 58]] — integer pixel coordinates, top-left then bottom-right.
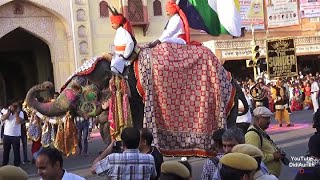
[[91, 127, 157, 179]]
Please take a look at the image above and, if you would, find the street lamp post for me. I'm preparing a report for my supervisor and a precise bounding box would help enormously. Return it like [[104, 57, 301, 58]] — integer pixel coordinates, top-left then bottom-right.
[[249, 24, 261, 80]]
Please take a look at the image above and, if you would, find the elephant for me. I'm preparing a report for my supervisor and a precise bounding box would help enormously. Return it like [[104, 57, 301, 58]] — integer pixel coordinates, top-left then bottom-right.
[[25, 56, 145, 128], [26, 44, 249, 157], [26, 57, 248, 130]]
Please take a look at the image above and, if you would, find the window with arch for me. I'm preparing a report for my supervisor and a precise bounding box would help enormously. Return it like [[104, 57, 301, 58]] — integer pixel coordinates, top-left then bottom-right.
[[75, 0, 85, 5], [99, 1, 109, 18], [128, 0, 144, 23], [78, 25, 87, 37], [81, 58, 88, 65], [79, 41, 88, 54], [13, 3, 24, 15], [153, 0, 162, 16], [76, 9, 86, 21]]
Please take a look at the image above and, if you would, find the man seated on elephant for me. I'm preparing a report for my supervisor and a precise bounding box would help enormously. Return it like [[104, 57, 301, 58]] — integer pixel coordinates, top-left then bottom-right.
[[108, 7, 136, 75], [146, 1, 190, 48]]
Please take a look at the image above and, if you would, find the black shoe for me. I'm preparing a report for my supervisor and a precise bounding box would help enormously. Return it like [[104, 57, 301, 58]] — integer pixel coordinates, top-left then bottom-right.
[[287, 124, 294, 127], [279, 124, 282, 127]]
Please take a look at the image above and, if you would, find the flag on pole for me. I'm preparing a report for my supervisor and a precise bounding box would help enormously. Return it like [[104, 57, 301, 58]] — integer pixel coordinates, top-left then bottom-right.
[[178, 0, 242, 37]]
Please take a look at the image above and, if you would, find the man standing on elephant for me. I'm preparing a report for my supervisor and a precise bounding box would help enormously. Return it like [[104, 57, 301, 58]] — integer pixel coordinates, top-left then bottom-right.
[[109, 7, 136, 75], [146, 1, 190, 48]]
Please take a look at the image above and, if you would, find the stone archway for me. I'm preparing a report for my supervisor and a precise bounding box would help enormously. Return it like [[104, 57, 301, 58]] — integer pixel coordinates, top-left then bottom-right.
[[0, 1, 75, 93], [0, 28, 53, 103], [0, 73, 6, 106]]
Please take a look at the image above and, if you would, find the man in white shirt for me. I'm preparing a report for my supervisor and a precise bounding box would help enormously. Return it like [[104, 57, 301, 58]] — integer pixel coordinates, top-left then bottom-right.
[[36, 147, 86, 180], [236, 88, 252, 134], [0, 102, 24, 166], [311, 78, 319, 113], [147, 1, 190, 48], [109, 7, 135, 75]]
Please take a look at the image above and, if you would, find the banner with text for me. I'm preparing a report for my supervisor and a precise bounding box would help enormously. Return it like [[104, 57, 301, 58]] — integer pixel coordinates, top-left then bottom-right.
[[240, 0, 265, 29], [266, 38, 298, 78], [300, 0, 320, 18], [265, 0, 299, 28]]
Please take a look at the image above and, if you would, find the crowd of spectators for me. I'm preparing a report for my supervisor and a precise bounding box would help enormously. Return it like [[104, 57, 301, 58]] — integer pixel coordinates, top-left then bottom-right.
[[239, 72, 320, 114]]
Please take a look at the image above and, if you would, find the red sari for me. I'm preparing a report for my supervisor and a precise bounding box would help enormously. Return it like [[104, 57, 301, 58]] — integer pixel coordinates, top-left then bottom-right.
[[31, 139, 42, 155]]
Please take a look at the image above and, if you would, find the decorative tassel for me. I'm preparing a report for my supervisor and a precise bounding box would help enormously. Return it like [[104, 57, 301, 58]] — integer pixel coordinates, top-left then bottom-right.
[[54, 119, 65, 153], [109, 76, 117, 140], [41, 121, 52, 147], [108, 76, 134, 141], [64, 112, 78, 157]]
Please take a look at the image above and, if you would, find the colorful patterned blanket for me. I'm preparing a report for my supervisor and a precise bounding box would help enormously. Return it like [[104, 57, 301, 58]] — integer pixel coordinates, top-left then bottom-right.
[[134, 43, 235, 157], [61, 56, 103, 92]]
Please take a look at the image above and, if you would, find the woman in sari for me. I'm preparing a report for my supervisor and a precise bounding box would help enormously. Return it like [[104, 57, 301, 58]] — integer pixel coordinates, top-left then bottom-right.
[[291, 84, 303, 111], [303, 82, 313, 110]]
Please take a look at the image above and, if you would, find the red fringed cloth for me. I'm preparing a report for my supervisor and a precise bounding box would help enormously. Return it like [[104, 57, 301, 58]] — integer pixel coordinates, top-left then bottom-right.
[[108, 76, 133, 141], [134, 43, 236, 157]]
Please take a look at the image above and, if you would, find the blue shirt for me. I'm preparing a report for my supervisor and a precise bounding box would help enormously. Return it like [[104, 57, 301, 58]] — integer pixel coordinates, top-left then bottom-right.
[[94, 149, 157, 180]]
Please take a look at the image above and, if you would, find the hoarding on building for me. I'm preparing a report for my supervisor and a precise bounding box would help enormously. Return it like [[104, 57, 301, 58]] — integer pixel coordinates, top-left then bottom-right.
[[265, 0, 299, 28], [240, 0, 265, 29], [266, 38, 298, 78], [300, 0, 320, 18]]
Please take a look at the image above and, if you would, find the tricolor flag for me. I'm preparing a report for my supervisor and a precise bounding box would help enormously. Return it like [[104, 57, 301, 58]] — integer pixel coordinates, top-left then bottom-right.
[[178, 0, 242, 37]]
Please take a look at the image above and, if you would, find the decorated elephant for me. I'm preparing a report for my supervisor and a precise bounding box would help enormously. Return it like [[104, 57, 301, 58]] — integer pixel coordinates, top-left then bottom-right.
[[25, 43, 248, 157]]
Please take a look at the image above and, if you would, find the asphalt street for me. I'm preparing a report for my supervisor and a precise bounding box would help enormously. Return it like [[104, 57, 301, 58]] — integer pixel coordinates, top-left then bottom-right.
[[0, 109, 316, 180]]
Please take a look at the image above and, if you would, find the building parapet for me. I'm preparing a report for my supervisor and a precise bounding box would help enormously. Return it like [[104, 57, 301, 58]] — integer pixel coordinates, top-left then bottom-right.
[[205, 35, 320, 60]]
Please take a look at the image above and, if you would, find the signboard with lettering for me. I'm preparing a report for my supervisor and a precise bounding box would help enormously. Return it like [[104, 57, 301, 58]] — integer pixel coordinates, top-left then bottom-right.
[[240, 0, 265, 30], [266, 38, 298, 78], [221, 48, 266, 59], [300, 0, 320, 18], [296, 44, 320, 54], [265, 0, 299, 28]]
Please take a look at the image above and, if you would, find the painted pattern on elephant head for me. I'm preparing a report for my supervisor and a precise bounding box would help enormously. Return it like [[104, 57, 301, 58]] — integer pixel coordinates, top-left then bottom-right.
[[56, 77, 85, 110], [59, 76, 111, 117]]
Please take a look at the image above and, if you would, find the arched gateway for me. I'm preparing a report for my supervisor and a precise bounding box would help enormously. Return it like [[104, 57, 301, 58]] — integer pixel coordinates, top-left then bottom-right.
[[0, 0, 75, 104]]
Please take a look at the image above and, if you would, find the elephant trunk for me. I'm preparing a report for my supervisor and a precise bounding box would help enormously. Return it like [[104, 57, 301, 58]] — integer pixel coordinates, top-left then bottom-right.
[[25, 81, 79, 117]]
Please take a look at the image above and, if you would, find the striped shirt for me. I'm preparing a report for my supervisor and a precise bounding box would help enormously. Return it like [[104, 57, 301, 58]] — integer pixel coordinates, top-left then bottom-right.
[[94, 149, 157, 180]]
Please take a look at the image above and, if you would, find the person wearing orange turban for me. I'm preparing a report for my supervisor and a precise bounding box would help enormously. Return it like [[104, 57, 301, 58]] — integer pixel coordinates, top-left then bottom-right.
[[147, 1, 190, 48], [109, 10, 136, 75]]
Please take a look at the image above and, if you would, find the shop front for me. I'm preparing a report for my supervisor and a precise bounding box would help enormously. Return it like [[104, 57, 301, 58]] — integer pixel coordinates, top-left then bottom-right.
[[203, 35, 320, 79]]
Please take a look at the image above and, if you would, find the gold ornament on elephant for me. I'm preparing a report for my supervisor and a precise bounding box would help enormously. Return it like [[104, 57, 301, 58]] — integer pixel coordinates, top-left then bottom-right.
[[80, 84, 99, 116]]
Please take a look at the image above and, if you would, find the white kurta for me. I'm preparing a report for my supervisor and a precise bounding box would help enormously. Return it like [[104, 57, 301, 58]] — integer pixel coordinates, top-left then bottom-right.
[[40, 170, 86, 180], [111, 26, 134, 74], [311, 81, 320, 112], [236, 95, 252, 124], [159, 14, 186, 44]]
